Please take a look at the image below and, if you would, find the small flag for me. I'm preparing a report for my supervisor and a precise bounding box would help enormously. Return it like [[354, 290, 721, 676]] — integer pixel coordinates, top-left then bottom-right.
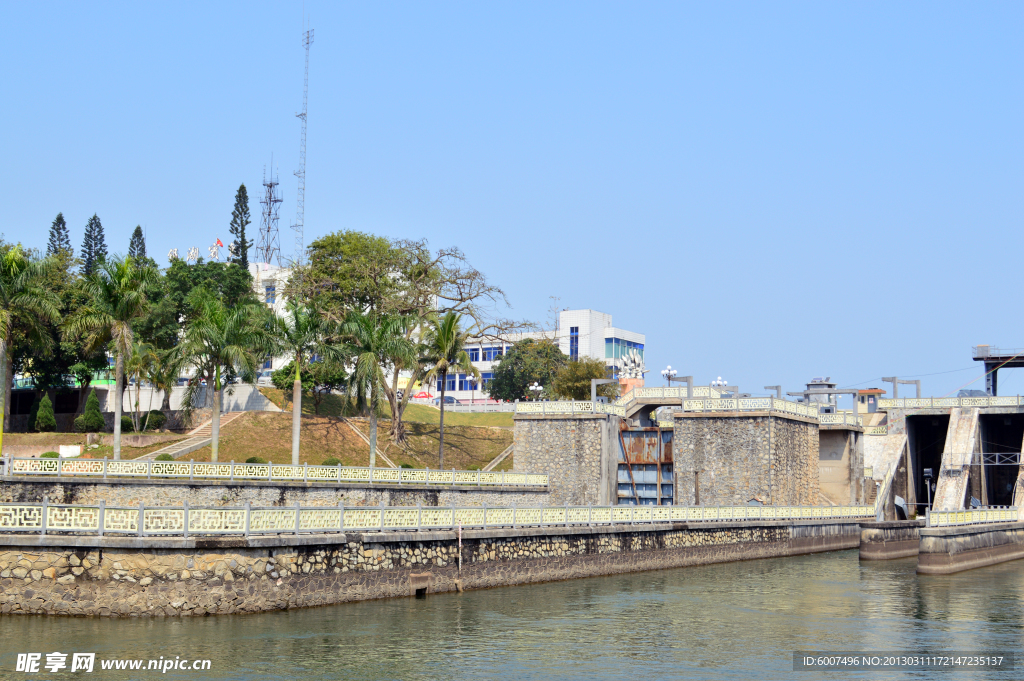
[[216, 238, 224, 247]]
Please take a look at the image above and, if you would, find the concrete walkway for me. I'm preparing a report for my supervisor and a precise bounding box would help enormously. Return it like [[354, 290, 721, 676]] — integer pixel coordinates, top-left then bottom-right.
[[138, 412, 247, 460]]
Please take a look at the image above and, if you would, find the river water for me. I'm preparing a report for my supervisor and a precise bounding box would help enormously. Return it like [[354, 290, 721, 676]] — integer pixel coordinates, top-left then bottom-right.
[[2, 550, 1023, 680]]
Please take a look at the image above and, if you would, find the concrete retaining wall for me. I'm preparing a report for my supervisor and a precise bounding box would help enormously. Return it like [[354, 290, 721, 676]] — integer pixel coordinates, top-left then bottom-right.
[[917, 521, 1024, 574], [0, 518, 860, 617], [0, 478, 549, 509], [859, 520, 924, 560]]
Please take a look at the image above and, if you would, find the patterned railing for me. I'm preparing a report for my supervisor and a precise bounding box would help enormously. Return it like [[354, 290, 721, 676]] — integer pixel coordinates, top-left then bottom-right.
[[865, 425, 888, 436], [879, 396, 1024, 410], [0, 500, 876, 537], [515, 401, 626, 417], [517, 393, 820, 420], [819, 413, 864, 427], [3, 458, 548, 488], [928, 507, 1019, 527]]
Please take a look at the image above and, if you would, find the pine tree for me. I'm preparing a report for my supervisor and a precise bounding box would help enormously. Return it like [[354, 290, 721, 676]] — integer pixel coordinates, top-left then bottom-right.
[[128, 225, 147, 260], [47, 213, 73, 257], [35, 395, 56, 432], [228, 184, 252, 269], [81, 214, 108, 275]]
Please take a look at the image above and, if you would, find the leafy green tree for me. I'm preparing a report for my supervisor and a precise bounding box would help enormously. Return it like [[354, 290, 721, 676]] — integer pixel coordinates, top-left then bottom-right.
[[296, 231, 528, 447], [29, 248, 108, 410], [340, 312, 416, 467], [0, 243, 61, 438], [552, 357, 619, 401], [47, 213, 73, 257], [488, 339, 567, 402], [228, 184, 253, 269], [163, 258, 256, 325], [74, 389, 105, 433], [35, 394, 56, 432], [128, 226, 147, 260], [419, 312, 479, 469], [270, 301, 345, 464], [271, 360, 349, 416], [80, 214, 107, 275], [64, 255, 157, 458], [174, 289, 275, 461]]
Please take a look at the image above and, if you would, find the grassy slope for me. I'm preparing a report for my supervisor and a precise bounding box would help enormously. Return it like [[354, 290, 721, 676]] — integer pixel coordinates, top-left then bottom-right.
[[259, 388, 513, 428], [183, 411, 513, 471], [15, 390, 514, 469]]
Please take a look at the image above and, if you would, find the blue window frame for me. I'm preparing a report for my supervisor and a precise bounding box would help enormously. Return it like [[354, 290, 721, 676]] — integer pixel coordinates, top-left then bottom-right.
[[480, 372, 494, 388], [437, 374, 457, 392], [265, 286, 276, 305], [483, 346, 503, 362], [569, 326, 579, 360], [468, 347, 480, 362], [263, 356, 272, 370], [458, 374, 478, 391]]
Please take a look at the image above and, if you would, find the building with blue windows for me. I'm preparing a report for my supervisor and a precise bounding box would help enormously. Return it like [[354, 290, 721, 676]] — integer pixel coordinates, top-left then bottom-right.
[[438, 308, 645, 402]]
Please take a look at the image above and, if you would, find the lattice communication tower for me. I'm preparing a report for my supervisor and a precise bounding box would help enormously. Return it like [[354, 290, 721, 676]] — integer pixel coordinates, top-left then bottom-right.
[[255, 163, 283, 266], [291, 27, 314, 268]]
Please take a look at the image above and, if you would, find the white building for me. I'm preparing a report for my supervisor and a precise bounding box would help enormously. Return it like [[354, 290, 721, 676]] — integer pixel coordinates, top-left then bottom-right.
[[249, 263, 292, 374], [434, 308, 645, 403]]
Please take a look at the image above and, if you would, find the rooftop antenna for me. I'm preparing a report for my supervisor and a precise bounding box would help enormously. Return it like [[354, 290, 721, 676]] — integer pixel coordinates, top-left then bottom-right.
[[291, 22, 313, 272], [255, 155, 283, 266]]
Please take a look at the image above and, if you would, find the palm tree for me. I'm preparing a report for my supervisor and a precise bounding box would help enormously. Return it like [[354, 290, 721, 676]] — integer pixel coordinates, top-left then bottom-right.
[[64, 256, 156, 459], [340, 312, 416, 468], [174, 289, 276, 461], [420, 312, 479, 469], [271, 301, 346, 465], [125, 341, 157, 432], [0, 245, 60, 443]]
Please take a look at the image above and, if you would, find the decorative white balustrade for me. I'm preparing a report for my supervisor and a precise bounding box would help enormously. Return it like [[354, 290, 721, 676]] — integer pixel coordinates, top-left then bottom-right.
[[879, 396, 1024, 410], [927, 507, 1019, 527], [3, 458, 548, 489], [517, 391, 821, 420], [0, 499, 877, 537]]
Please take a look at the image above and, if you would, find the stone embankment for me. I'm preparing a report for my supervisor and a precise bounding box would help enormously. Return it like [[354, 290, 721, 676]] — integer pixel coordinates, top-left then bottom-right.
[[0, 518, 860, 617]]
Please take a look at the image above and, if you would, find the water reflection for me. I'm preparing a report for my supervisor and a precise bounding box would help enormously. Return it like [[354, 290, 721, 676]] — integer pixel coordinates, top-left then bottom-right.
[[1, 550, 1022, 680]]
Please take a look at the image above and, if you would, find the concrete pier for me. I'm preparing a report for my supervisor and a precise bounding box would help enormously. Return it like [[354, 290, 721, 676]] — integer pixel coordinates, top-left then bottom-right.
[[859, 520, 924, 560], [917, 521, 1024, 574]]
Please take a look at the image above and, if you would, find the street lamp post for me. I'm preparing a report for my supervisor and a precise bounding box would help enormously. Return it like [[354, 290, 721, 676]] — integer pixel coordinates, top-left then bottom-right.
[[529, 382, 543, 401], [661, 365, 677, 386]]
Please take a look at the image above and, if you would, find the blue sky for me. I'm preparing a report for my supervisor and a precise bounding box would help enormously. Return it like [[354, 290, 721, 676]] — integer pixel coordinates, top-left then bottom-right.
[[3, 2, 1022, 404]]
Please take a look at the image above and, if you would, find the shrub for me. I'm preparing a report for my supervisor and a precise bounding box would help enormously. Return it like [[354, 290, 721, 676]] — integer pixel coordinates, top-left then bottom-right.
[[75, 390, 105, 433], [400, 463, 414, 469], [155, 453, 175, 461], [120, 415, 135, 433], [146, 410, 167, 430], [27, 394, 41, 433], [41, 452, 59, 458], [245, 456, 267, 464], [321, 457, 341, 466], [35, 395, 57, 432]]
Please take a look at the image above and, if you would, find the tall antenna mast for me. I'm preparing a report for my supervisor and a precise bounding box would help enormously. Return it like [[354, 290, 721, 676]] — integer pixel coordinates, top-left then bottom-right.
[[255, 159, 283, 266], [291, 26, 313, 269]]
